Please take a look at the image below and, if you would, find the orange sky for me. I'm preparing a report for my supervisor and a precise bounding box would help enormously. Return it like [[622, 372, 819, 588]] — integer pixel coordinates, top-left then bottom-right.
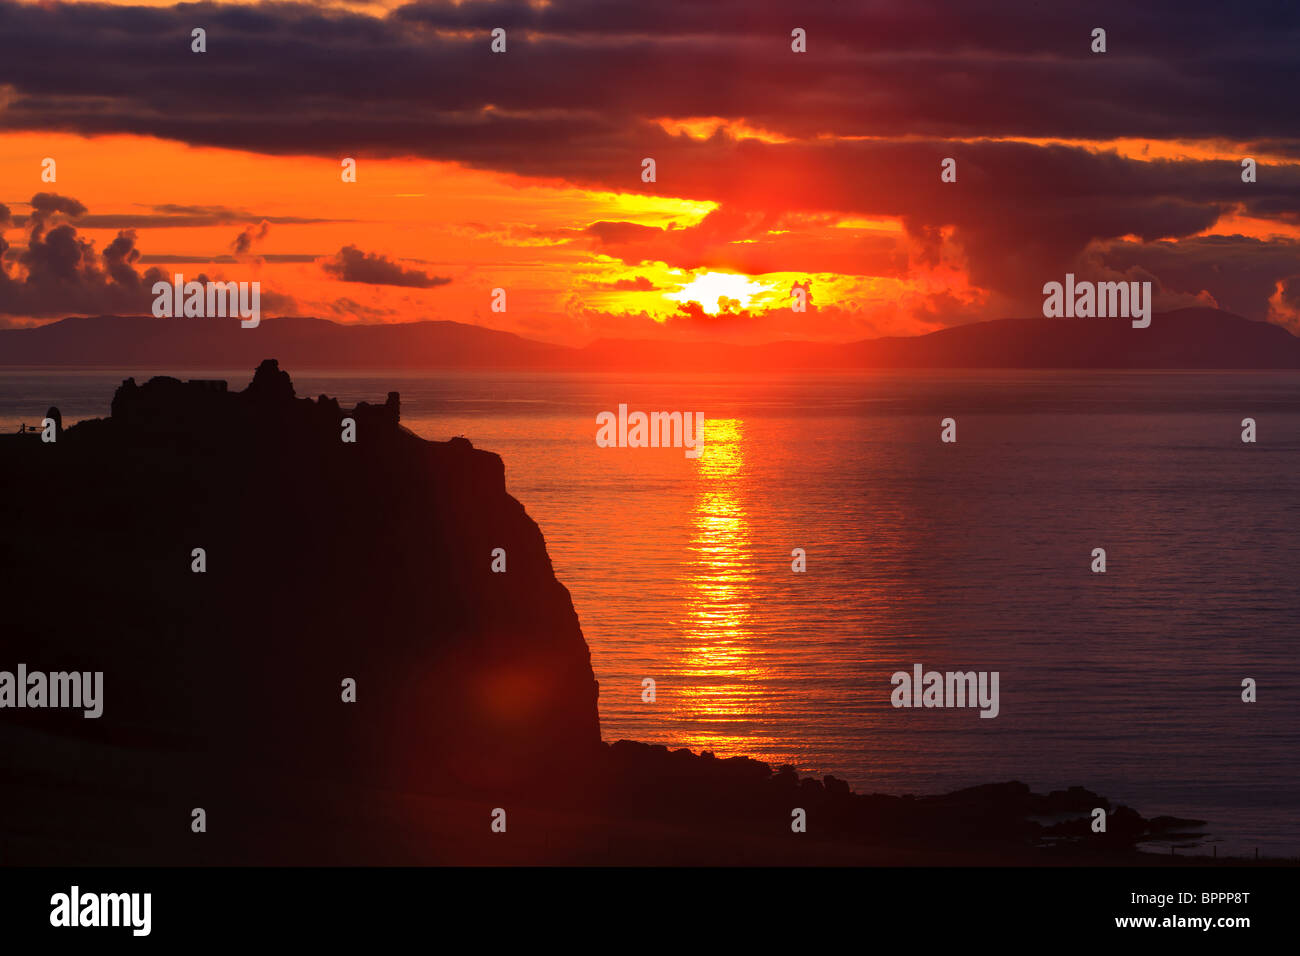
[[1, 129, 976, 341], [2, 0, 1299, 341]]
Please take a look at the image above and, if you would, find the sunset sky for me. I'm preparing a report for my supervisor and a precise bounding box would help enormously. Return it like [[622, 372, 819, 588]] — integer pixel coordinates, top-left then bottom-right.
[[2, 0, 1299, 342]]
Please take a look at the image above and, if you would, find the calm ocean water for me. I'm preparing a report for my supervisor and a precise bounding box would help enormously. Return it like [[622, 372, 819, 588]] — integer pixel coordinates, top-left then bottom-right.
[[3, 368, 1298, 856]]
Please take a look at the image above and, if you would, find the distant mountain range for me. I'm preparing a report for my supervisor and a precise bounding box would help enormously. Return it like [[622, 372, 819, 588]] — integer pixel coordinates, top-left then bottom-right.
[[3, 308, 1299, 369]]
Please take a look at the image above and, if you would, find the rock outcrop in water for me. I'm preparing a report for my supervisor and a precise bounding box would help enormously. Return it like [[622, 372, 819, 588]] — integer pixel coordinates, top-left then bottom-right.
[[0, 363, 1209, 864]]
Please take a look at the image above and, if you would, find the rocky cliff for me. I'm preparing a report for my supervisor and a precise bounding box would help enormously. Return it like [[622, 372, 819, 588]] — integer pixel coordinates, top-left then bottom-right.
[[0, 361, 601, 838]]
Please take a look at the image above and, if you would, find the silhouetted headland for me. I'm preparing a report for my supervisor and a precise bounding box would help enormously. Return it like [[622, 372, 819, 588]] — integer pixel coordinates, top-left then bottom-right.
[[0, 363, 1221, 864]]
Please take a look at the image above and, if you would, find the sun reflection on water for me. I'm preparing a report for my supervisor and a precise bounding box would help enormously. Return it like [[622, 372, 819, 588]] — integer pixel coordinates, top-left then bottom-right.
[[672, 418, 779, 756]]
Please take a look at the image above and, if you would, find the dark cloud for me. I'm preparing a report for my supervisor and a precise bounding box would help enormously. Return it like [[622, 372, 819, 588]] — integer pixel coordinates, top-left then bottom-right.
[[1090, 234, 1300, 322], [1280, 275, 1300, 309], [0, 0, 1295, 156], [101, 229, 144, 286], [232, 220, 270, 256], [8, 205, 348, 230], [27, 192, 87, 240], [0, 193, 296, 318], [321, 245, 452, 288], [258, 287, 300, 317], [0, 199, 165, 316], [138, 253, 321, 264]]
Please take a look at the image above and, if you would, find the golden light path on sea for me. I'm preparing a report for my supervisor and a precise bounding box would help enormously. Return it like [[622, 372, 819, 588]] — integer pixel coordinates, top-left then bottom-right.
[[672, 417, 783, 756]]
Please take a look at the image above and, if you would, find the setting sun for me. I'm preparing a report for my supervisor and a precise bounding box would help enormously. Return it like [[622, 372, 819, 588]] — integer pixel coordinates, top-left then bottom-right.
[[667, 272, 768, 315]]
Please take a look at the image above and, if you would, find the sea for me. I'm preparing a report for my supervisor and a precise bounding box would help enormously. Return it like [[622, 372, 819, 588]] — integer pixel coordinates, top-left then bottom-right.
[[3, 367, 1298, 857]]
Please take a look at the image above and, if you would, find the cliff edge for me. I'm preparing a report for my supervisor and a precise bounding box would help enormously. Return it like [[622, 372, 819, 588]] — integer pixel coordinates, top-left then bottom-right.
[[0, 360, 600, 809]]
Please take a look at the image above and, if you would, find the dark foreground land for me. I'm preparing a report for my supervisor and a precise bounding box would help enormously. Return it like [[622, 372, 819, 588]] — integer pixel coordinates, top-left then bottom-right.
[[3, 728, 1222, 866], [0, 363, 1230, 865]]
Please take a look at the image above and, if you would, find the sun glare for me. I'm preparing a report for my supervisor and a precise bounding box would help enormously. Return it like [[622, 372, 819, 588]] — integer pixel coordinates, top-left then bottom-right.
[[667, 272, 767, 315]]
